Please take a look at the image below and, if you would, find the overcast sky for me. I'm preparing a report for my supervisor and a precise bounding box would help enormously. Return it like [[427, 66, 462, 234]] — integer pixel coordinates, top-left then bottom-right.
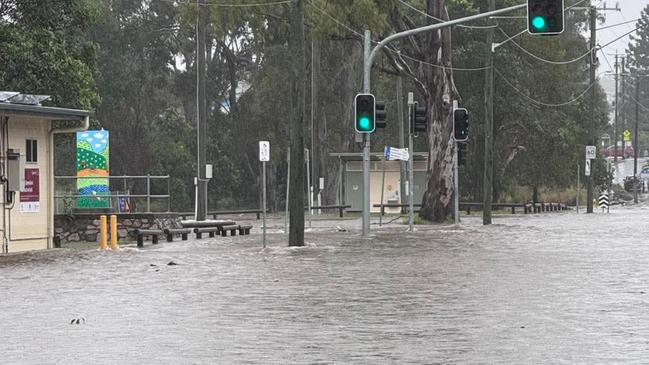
[[598, 0, 647, 72], [596, 1, 648, 100]]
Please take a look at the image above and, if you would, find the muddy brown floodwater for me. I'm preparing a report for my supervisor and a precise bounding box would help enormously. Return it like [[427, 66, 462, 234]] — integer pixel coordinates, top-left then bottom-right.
[[2, 205, 649, 364]]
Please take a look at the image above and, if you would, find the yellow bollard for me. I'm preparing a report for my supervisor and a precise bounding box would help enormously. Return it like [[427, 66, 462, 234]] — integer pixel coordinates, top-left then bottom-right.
[[99, 215, 108, 250], [110, 215, 119, 251]]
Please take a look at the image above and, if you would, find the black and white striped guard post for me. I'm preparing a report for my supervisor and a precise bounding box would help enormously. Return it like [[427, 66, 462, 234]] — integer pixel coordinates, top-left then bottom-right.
[[598, 193, 610, 211]]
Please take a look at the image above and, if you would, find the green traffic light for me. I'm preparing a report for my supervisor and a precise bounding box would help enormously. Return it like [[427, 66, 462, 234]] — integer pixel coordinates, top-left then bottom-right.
[[531, 16, 546, 31], [358, 116, 371, 131]]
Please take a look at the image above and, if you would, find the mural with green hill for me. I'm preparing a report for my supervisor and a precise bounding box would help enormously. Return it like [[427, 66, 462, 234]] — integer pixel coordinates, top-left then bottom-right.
[[76, 130, 109, 209]]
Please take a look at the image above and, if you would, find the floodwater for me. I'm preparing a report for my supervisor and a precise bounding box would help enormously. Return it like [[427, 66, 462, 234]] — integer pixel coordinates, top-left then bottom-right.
[[2, 206, 649, 364]]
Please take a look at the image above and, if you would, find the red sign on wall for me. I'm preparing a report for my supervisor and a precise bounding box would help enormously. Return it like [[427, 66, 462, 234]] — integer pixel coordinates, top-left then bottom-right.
[[21, 168, 39, 202]]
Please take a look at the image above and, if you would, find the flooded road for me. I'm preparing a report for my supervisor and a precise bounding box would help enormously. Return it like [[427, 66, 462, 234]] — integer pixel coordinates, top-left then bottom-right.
[[3, 205, 649, 364]]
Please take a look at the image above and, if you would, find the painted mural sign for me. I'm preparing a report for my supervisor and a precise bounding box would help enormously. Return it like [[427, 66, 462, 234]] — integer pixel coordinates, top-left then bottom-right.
[[76, 130, 110, 209], [20, 168, 40, 213]]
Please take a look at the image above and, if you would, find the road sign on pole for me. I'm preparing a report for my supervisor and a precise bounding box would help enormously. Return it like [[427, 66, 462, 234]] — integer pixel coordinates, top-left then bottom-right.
[[385, 146, 410, 161], [585, 159, 591, 176], [259, 141, 270, 162], [259, 141, 269, 248], [585, 145, 596, 160], [623, 130, 631, 142]]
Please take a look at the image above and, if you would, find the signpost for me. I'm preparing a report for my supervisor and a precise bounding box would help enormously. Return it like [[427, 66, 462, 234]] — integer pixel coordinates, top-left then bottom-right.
[[259, 141, 269, 248], [585, 145, 595, 213]]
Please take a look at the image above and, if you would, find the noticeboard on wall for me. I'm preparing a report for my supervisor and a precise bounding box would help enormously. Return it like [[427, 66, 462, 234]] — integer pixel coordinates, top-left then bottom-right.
[[20, 168, 40, 213]]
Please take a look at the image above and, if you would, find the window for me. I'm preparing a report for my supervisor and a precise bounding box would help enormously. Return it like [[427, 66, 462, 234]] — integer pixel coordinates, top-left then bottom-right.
[[26, 139, 37, 163]]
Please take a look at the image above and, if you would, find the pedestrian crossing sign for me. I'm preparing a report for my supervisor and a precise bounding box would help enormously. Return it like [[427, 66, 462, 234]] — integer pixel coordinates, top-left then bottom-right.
[[623, 130, 631, 142]]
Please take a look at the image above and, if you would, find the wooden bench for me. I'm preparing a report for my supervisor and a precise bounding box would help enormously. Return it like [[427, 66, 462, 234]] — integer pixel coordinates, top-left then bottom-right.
[[220, 225, 239, 237], [164, 228, 191, 242], [134, 229, 163, 247], [179, 211, 263, 220], [181, 220, 236, 229], [306, 205, 352, 218], [373, 203, 421, 215], [193, 227, 220, 239], [459, 202, 530, 215], [238, 225, 252, 235]]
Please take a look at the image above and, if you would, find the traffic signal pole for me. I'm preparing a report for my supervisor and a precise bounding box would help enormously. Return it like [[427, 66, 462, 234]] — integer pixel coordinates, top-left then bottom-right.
[[361, 3, 526, 235], [362, 30, 371, 237]]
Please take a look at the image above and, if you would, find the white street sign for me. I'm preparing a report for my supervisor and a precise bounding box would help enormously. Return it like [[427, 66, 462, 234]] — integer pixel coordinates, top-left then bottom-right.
[[385, 146, 409, 161], [585, 159, 591, 176], [259, 141, 270, 162], [319, 177, 325, 190], [205, 164, 213, 179], [585, 145, 596, 160]]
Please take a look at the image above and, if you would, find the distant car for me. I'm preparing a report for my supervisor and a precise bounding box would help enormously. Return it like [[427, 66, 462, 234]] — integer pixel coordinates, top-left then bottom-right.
[[604, 145, 634, 158], [624, 176, 641, 192]]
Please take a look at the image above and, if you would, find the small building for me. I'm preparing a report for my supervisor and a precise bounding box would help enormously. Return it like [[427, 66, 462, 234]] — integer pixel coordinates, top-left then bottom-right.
[[0, 93, 89, 253], [329, 152, 429, 213]]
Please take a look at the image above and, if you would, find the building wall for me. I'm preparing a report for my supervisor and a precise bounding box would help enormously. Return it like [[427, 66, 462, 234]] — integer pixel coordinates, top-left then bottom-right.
[[5, 117, 51, 253], [344, 160, 428, 212]]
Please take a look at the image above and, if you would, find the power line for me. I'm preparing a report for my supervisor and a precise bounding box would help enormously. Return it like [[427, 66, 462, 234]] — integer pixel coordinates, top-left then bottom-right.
[[163, 0, 292, 7], [597, 18, 639, 32], [497, 24, 648, 66], [497, 27, 592, 65], [396, 0, 498, 30], [308, 1, 491, 72], [495, 68, 604, 107]]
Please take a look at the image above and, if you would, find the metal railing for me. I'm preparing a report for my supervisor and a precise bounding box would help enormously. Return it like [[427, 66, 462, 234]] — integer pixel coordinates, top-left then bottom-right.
[[54, 175, 170, 214]]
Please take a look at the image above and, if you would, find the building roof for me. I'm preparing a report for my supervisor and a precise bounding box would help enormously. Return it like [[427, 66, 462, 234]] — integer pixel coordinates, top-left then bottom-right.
[[0, 103, 89, 121]]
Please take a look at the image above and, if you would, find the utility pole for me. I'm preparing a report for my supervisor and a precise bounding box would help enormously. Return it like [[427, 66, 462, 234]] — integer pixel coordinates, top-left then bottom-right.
[[196, 0, 207, 221], [621, 57, 627, 159], [634, 78, 640, 203], [483, 0, 495, 225], [586, 4, 596, 214], [288, 0, 305, 246]]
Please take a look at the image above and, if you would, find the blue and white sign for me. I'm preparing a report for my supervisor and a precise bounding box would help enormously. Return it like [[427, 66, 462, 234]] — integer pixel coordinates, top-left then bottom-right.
[[385, 146, 409, 161]]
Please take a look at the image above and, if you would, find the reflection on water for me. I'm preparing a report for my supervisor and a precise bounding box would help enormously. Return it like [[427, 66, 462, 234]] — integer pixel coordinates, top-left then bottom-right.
[[2, 207, 649, 364]]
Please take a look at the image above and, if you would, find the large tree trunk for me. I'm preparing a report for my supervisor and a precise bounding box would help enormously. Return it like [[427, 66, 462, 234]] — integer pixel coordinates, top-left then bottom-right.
[[288, 0, 305, 246], [419, 0, 459, 222]]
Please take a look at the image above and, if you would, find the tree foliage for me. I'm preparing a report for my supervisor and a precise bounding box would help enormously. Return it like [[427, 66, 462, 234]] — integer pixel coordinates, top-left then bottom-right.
[[0, 0, 613, 217]]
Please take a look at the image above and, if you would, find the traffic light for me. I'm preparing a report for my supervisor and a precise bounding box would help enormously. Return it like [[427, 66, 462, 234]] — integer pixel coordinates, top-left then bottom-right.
[[375, 101, 387, 129], [411, 103, 427, 134], [453, 108, 469, 142], [355, 93, 375, 133], [458, 143, 468, 166], [527, 0, 564, 35]]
